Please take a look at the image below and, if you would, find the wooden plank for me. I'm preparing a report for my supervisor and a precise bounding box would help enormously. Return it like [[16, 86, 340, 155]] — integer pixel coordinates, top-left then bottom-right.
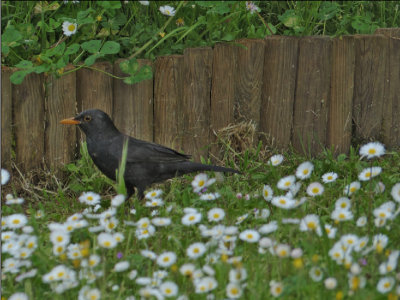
[[13, 73, 45, 172], [77, 61, 113, 115], [1, 67, 13, 169], [292, 36, 332, 156], [113, 59, 153, 141], [234, 39, 265, 134], [353, 34, 388, 142], [375, 28, 400, 149], [327, 36, 355, 154], [210, 43, 237, 159], [45, 67, 77, 172], [153, 55, 184, 150], [182, 47, 213, 160], [259, 36, 298, 150]]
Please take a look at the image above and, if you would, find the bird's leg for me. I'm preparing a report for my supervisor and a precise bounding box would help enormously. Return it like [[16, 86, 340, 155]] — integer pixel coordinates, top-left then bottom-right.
[[126, 184, 135, 200], [136, 186, 145, 201]]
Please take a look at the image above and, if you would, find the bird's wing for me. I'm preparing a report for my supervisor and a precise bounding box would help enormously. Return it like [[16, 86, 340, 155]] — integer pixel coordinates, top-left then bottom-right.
[[109, 135, 191, 164]]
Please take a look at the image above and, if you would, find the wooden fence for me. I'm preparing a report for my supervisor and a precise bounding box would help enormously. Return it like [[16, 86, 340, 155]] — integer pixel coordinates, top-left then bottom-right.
[[2, 29, 400, 173]]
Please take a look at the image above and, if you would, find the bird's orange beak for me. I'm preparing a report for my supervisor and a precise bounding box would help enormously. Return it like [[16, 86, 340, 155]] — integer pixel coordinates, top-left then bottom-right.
[[60, 118, 81, 125]]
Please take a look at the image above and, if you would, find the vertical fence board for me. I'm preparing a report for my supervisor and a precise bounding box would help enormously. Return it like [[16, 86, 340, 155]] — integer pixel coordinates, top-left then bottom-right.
[[375, 29, 400, 148], [113, 59, 153, 141], [260, 36, 298, 150], [13, 73, 45, 172], [154, 55, 184, 150], [210, 43, 237, 159], [77, 62, 113, 115], [327, 36, 355, 154], [1, 67, 13, 169], [293, 36, 332, 156], [182, 47, 213, 160], [45, 69, 77, 172], [234, 39, 265, 135], [353, 35, 388, 142]]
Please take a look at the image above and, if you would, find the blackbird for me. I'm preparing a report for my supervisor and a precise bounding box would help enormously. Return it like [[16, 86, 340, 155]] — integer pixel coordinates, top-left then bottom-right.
[[61, 109, 239, 199]]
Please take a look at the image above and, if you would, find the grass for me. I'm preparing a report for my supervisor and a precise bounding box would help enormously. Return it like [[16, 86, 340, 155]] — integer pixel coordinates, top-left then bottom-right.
[[2, 142, 400, 299]]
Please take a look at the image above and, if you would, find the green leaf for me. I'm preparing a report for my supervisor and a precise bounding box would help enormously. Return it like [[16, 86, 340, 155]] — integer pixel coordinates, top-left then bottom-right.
[[10, 70, 29, 85], [84, 53, 103, 66], [97, 1, 121, 9], [100, 41, 120, 54], [65, 43, 80, 55], [119, 58, 139, 75], [33, 65, 51, 74], [15, 60, 33, 69], [221, 33, 235, 41], [2, 27, 23, 43], [123, 65, 153, 84], [2, 44, 10, 55], [81, 40, 102, 54]]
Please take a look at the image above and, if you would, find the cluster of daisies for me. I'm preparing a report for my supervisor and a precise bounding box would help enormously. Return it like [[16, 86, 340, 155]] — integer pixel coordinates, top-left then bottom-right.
[[2, 141, 400, 299]]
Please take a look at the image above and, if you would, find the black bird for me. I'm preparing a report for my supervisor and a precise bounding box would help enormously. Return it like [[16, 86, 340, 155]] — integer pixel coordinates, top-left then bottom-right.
[[61, 109, 239, 199]]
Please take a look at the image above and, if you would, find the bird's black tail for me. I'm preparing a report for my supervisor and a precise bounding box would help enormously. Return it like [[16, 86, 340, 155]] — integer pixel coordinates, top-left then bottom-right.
[[177, 161, 240, 175]]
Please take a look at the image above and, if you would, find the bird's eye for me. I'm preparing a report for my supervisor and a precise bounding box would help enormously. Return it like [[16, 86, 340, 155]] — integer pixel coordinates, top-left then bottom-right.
[[84, 115, 92, 122]]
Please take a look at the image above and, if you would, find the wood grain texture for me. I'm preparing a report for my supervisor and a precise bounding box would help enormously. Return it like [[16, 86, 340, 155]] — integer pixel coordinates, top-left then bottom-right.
[[328, 36, 355, 154], [210, 43, 237, 159], [182, 47, 213, 160], [234, 39, 265, 134], [353, 34, 388, 142], [1, 67, 13, 169], [113, 59, 153, 141], [292, 36, 332, 156], [13, 73, 45, 172], [375, 28, 400, 149], [45, 68, 77, 172], [260, 36, 298, 150], [153, 55, 184, 150]]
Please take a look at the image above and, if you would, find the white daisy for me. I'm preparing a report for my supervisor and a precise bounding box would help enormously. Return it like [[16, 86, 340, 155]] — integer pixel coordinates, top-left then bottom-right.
[[391, 183, 400, 202], [258, 221, 278, 234], [229, 268, 247, 282], [269, 154, 284, 166], [262, 185, 273, 201], [306, 182, 324, 197], [152, 217, 171, 227], [270, 280, 284, 297], [186, 242, 206, 259], [160, 281, 178, 297], [1, 168, 10, 185], [62, 21, 78, 36], [356, 216, 367, 227], [322, 172, 338, 183], [135, 226, 155, 239], [114, 261, 129, 272], [309, 266, 323, 282], [139, 1, 150, 5], [324, 277, 337, 290], [296, 161, 314, 180], [199, 192, 220, 201], [331, 208, 353, 222], [271, 196, 296, 209], [191, 173, 216, 193], [299, 214, 321, 236], [182, 213, 202, 226], [8, 292, 29, 300], [274, 244, 291, 258], [343, 181, 361, 196], [111, 194, 126, 207], [335, 197, 351, 210], [239, 229, 260, 243], [207, 208, 225, 222], [79, 192, 101, 206], [7, 214, 28, 229], [324, 224, 337, 239], [180, 263, 196, 277], [159, 5, 176, 16], [277, 175, 296, 190], [359, 141, 385, 159], [226, 282, 243, 298], [157, 252, 176, 268], [97, 232, 117, 249], [141, 250, 157, 260], [358, 166, 382, 181], [376, 276, 395, 294], [145, 189, 163, 200], [145, 198, 164, 207]]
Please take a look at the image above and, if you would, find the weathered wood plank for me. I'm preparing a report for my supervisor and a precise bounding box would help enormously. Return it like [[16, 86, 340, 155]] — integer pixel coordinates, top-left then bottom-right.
[[182, 47, 213, 160], [13, 73, 45, 172], [375, 28, 400, 149], [234, 39, 265, 135], [45, 68, 77, 172], [353, 34, 388, 142], [260, 36, 298, 150], [210, 43, 237, 159], [77, 62, 113, 115], [327, 36, 355, 154], [292, 36, 332, 156], [1, 67, 13, 169], [113, 59, 153, 141], [153, 55, 184, 150]]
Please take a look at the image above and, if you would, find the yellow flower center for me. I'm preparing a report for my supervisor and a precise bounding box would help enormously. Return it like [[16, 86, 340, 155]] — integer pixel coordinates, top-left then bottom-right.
[[231, 287, 239, 295], [279, 199, 286, 205], [341, 203, 347, 208], [327, 176, 333, 180], [163, 257, 170, 262], [193, 248, 199, 253], [339, 213, 345, 219], [246, 233, 253, 239], [104, 241, 111, 247], [307, 222, 316, 230], [311, 187, 319, 194], [303, 169, 309, 175], [284, 181, 291, 187], [12, 219, 20, 224], [57, 272, 65, 278], [57, 236, 64, 242], [350, 187, 357, 193], [368, 148, 376, 155], [68, 24, 76, 32], [189, 216, 195, 221], [213, 213, 220, 219], [365, 172, 371, 178], [87, 196, 93, 201], [198, 180, 205, 187]]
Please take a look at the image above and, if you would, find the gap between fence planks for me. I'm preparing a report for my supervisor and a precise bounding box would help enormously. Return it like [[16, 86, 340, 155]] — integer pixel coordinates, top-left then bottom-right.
[[113, 59, 153, 142]]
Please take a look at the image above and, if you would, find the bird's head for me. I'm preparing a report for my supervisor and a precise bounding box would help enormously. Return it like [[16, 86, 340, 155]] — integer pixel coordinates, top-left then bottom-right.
[[60, 109, 119, 137]]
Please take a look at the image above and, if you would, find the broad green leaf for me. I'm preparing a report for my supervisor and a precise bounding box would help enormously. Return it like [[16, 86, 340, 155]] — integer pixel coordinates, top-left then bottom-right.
[[10, 70, 29, 85], [33, 64, 51, 74], [2, 27, 23, 43], [100, 41, 120, 54], [65, 43, 80, 55], [119, 58, 139, 75], [2, 44, 10, 55], [81, 40, 102, 54], [97, 1, 121, 9], [15, 60, 33, 69], [123, 65, 153, 84], [84, 53, 103, 66]]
